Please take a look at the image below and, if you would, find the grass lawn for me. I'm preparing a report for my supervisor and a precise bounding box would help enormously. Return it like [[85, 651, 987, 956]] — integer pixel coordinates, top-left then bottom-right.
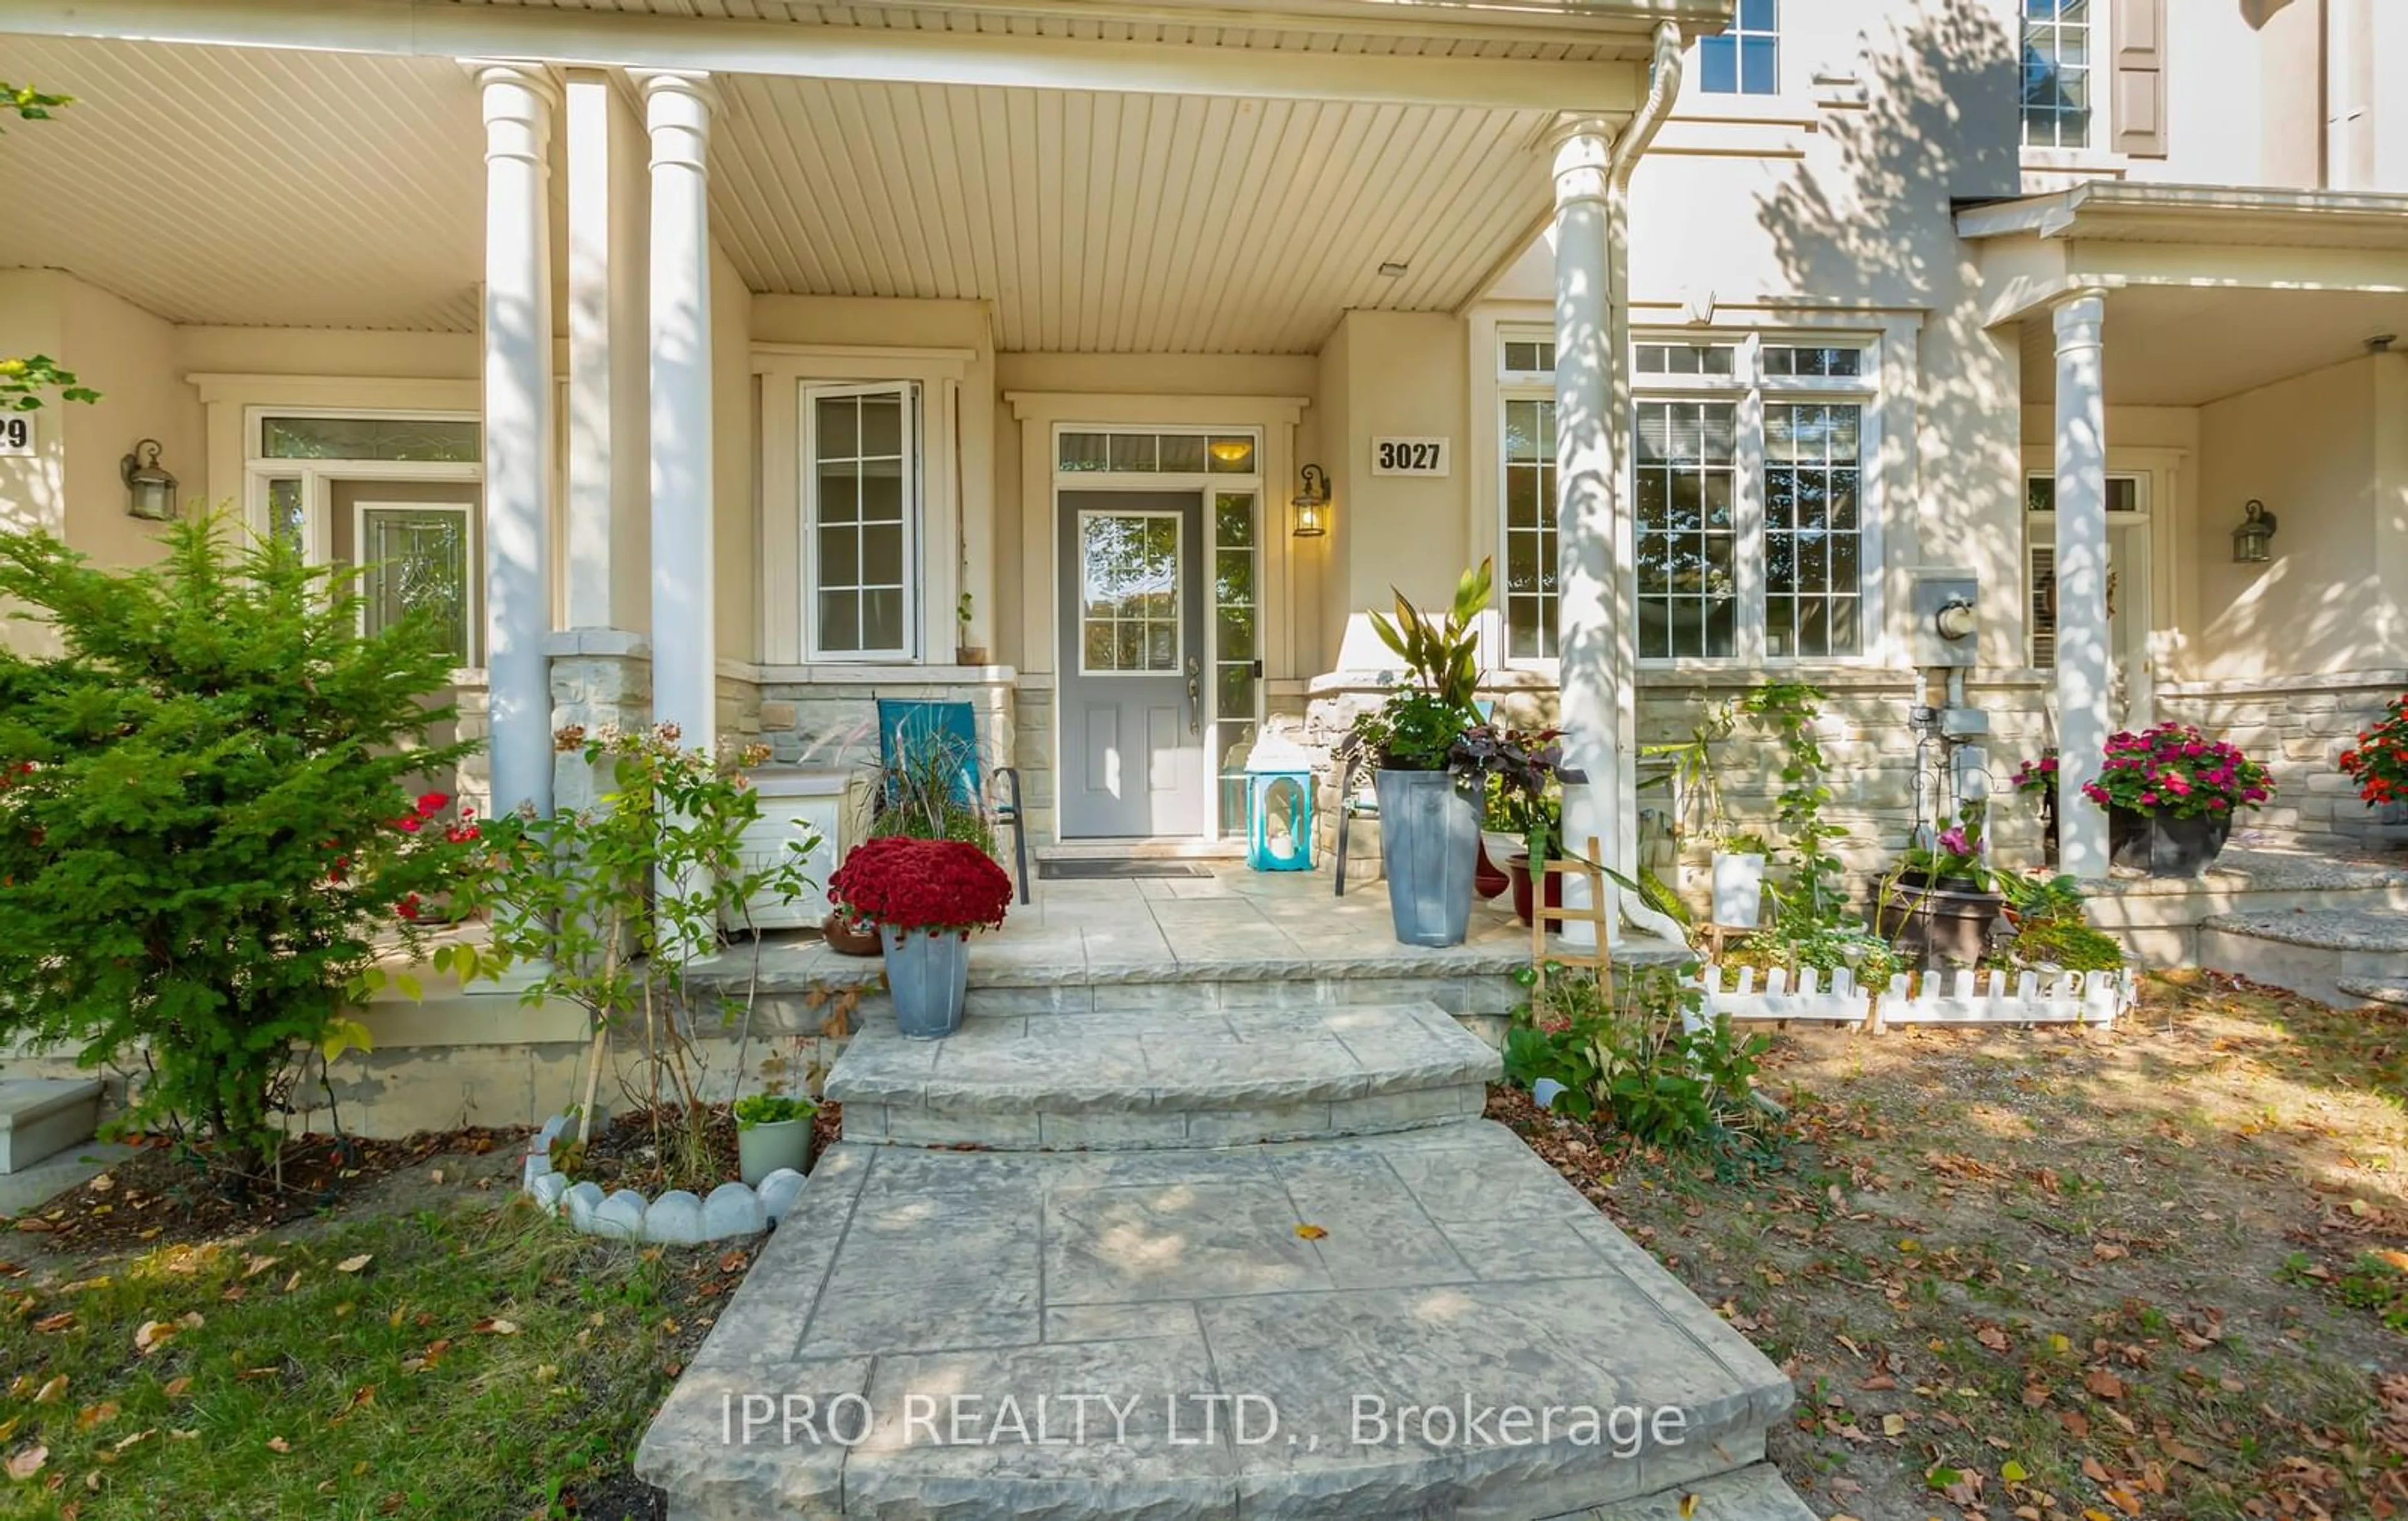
[[1, 1156, 752, 1520], [1501, 970, 2408, 1521]]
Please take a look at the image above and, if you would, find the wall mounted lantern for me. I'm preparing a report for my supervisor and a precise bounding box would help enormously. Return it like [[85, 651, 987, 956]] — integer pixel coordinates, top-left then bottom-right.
[[1291, 463, 1330, 538], [121, 439, 177, 522], [2232, 498, 2278, 563]]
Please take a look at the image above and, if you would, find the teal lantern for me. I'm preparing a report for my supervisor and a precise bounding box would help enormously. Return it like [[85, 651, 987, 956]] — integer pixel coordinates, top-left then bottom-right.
[[1244, 737, 1317, 871]]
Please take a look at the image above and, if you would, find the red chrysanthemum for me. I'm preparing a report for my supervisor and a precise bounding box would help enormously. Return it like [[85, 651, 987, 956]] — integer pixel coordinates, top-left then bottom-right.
[[826, 835, 1013, 935]]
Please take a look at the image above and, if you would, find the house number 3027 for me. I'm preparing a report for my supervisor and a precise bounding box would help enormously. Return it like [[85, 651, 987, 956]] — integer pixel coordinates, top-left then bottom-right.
[[0, 416, 32, 457], [1371, 437, 1449, 476]]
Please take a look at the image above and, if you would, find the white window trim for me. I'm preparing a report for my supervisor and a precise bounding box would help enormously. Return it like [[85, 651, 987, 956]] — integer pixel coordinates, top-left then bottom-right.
[[756, 345, 973, 668], [1072, 507, 1186, 679], [352, 497, 480, 661], [2019, 0, 2106, 155], [801, 381, 921, 664]]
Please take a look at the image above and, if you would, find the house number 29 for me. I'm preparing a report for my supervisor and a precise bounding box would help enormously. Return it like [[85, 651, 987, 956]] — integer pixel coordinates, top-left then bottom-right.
[[1371, 437, 1449, 476], [0, 416, 32, 456]]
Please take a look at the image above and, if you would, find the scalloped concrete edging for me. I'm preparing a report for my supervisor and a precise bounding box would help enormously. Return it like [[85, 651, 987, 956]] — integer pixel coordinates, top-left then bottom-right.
[[517, 1115, 806, 1244]]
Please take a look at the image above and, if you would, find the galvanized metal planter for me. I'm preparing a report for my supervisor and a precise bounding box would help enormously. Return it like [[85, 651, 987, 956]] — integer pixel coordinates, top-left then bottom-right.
[[1374, 769, 1479, 947], [882, 926, 972, 1038]]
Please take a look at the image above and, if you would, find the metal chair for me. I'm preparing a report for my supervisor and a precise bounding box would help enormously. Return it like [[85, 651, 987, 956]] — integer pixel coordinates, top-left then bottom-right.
[[872, 697, 1031, 904]]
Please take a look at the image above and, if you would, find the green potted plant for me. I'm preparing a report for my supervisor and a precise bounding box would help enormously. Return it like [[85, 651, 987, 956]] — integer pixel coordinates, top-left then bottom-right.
[[2084, 722, 2271, 877], [732, 1045, 816, 1185], [826, 834, 1013, 1038], [1455, 723, 1560, 924], [1349, 560, 1492, 946], [1874, 805, 2004, 967]]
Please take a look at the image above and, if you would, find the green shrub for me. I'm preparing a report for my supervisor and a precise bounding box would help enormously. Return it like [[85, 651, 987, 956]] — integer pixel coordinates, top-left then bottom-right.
[[2009, 917, 2126, 973], [1503, 965, 1775, 1150], [732, 1092, 815, 1129], [0, 517, 479, 1180]]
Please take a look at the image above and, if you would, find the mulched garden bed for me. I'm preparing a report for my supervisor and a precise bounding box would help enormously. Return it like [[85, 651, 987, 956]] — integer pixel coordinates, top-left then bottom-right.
[[550, 1100, 845, 1196], [2, 1125, 524, 1257]]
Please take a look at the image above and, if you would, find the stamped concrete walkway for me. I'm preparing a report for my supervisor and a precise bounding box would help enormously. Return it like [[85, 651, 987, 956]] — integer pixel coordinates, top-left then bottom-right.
[[638, 991, 1811, 1519]]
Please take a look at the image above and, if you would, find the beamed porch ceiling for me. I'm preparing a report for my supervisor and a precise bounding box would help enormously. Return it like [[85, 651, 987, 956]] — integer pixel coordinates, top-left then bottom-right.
[[0, 0, 1705, 349]]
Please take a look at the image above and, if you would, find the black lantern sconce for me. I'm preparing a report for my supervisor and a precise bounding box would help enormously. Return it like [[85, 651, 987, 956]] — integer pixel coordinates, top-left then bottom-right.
[[2232, 498, 2278, 564], [122, 439, 178, 522], [1291, 463, 1330, 538]]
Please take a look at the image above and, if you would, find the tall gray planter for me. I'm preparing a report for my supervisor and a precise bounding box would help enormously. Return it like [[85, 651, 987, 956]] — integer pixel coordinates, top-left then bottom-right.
[[882, 926, 971, 1038], [1375, 769, 1479, 947]]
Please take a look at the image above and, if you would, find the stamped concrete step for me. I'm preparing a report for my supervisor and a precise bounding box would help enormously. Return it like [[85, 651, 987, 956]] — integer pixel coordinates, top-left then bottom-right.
[[0, 1078, 104, 1176], [2338, 977, 2408, 1009], [1555, 1463, 1815, 1520], [827, 1002, 1502, 1149], [2199, 908, 2408, 1008], [638, 1122, 1793, 1521]]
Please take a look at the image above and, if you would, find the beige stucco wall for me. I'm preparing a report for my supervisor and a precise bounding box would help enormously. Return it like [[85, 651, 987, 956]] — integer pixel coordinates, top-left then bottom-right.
[[0, 270, 75, 549], [2190, 355, 2394, 680], [56, 278, 203, 566]]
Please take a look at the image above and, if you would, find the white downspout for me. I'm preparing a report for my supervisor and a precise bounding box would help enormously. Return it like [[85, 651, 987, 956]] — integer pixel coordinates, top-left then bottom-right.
[[1603, 21, 1686, 946]]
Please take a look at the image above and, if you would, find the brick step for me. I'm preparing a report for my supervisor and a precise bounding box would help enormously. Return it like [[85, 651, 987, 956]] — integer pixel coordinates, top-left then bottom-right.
[[1561, 1463, 1817, 1520], [0, 1078, 103, 1176], [825, 1001, 1502, 1149], [2198, 908, 2408, 1008]]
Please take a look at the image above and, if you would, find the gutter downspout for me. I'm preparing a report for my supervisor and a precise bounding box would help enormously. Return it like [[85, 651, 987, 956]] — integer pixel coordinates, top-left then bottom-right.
[[1601, 20, 1682, 931]]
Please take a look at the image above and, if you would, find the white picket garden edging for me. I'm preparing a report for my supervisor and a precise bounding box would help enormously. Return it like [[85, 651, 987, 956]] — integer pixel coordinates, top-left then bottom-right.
[[1688, 964, 2136, 1032]]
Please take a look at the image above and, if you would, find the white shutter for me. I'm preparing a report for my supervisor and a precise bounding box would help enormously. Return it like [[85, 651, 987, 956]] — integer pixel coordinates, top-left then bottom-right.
[[2029, 543, 2056, 670]]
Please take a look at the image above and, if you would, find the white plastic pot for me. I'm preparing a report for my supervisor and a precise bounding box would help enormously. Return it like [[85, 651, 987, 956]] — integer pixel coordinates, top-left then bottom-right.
[[1710, 851, 1767, 929]]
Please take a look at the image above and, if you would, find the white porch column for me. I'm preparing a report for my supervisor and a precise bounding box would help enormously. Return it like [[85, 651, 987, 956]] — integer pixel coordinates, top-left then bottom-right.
[[1551, 122, 1623, 896], [639, 70, 717, 753], [477, 62, 557, 819], [2052, 288, 2113, 877], [564, 70, 650, 632]]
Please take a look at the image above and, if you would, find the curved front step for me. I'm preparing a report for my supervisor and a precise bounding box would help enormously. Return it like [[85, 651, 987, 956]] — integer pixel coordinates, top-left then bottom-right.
[[2199, 908, 2408, 1008], [826, 1002, 1502, 1149]]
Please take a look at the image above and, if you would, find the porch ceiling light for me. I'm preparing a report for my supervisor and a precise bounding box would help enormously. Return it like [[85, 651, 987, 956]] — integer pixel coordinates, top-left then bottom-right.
[[1210, 438, 1254, 465], [2232, 498, 2278, 564], [1292, 463, 1331, 538], [121, 439, 177, 522]]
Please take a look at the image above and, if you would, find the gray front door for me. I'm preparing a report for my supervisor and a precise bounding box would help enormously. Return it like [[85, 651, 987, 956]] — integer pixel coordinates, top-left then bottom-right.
[[1058, 490, 1207, 838]]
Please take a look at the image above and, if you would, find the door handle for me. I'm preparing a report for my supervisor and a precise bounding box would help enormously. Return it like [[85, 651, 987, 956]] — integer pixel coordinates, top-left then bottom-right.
[[1185, 657, 1201, 735]]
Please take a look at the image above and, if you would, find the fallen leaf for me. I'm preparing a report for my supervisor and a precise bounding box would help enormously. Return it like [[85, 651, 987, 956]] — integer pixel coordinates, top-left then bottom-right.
[[267, 1436, 291, 1454], [110, 1431, 152, 1454], [32, 1312, 74, 1334], [1881, 1413, 1906, 1436], [334, 1255, 372, 1275], [472, 1317, 520, 1336], [31, 1376, 66, 1405], [74, 1403, 117, 1431], [241, 1255, 280, 1280], [132, 1321, 176, 1355], [1294, 1224, 1328, 1241], [2084, 1369, 2125, 1400], [4, 1446, 46, 1482]]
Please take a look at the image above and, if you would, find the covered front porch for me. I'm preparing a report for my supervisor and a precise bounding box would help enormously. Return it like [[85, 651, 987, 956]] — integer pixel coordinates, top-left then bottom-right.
[[1962, 181, 2408, 862], [0, 0, 1724, 895]]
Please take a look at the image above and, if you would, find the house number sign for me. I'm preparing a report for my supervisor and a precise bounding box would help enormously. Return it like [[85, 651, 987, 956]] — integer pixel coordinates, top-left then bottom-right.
[[0, 415, 33, 457], [1371, 437, 1449, 477]]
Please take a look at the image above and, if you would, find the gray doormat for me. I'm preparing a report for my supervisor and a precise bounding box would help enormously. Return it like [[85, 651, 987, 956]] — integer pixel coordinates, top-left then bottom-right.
[[1037, 859, 1215, 880]]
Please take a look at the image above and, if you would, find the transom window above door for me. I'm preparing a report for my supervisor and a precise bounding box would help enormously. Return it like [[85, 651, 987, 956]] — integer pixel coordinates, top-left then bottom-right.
[[245, 409, 483, 665], [1059, 430, 1257, 476], [805, 382, 920, 661]]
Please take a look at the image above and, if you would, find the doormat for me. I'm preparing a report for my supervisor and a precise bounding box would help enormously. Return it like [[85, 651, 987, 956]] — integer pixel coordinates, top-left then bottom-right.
[[1037, 859, 1215, 880]]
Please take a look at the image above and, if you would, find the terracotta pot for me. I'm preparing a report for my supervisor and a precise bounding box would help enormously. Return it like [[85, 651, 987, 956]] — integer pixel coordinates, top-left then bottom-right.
[[1473, 837, 1509, 900], [822, 910, 883, 957], [1506, 852, 1565, 927]]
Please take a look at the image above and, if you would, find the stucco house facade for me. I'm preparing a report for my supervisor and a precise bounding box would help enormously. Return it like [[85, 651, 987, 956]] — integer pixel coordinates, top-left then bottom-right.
[[4, 0, 2407, 896]]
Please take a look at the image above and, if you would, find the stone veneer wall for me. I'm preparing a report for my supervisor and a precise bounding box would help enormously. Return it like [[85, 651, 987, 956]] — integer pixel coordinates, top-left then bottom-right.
[[2156, 671, 2407, 852], [747, 665, 1017, 805], [1300, 669, 2054, 905]]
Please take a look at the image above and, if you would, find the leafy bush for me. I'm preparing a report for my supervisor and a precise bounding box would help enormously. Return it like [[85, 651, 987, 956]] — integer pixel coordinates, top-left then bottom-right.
[[1993, 871, 2125, 973], [0, 518, 479, 1180], [452, 724, 816, 1188], [1502, 965, 1774, 1150], [1351, 561, 1491, 771]]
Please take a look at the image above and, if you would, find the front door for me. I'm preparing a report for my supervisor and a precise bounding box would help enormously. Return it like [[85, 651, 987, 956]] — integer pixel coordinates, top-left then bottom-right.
[[1057, 490, 1207, 838]]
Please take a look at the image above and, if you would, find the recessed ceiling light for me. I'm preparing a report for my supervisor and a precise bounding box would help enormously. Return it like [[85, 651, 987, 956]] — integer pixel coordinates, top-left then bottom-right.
[[1377, 261, 1409, 278]]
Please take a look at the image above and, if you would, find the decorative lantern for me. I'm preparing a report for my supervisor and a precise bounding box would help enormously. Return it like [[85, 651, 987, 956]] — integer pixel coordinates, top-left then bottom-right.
[[2231, 498, 2277, 563], [1291, 463, 1329, 539], [1244, 734, 1318, 872], [121, 439, 177, 521]]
